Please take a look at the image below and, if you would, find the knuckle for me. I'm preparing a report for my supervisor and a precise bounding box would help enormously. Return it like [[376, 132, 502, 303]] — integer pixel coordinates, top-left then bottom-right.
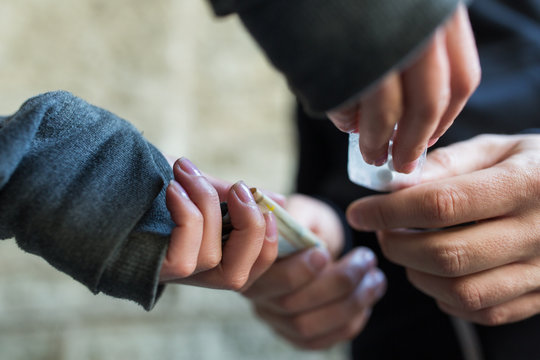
[[452, 280, 484, 311], [429, 148, 458, 174], [223, 273, 249, 291], [434, 244, 469, 276], [170, 261, 196, 279], [423, 186, 462, 224], [199, 253, 221, 271]]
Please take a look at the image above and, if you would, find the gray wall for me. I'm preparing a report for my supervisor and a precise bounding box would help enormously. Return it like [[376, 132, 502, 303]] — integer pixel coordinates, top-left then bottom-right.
[[0, 1, 346, 359]]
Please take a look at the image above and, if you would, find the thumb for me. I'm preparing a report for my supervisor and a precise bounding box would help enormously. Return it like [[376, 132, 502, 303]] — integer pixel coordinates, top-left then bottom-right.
[[421, 134, 512, 182]]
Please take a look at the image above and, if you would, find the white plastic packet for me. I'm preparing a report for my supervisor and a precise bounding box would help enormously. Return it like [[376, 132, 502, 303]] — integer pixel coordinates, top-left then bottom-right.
[[348, 132, 426, 192]]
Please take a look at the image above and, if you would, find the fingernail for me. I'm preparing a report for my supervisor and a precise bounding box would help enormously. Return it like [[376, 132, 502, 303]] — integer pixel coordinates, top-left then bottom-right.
[[306, 248, 329, 272], [371, 270, 387, 299], [264, 212, 277, 242], [428, 137, 440, 147], [399, 158, 419, 174], [364, 270, 385, 292], [350, 248, 376, 272], [177, 157, 202, 176], [357, 269, 386, 303], [168, 179, 189, 198], [234, 181, 255, 204], [373, 154, 388, 167]]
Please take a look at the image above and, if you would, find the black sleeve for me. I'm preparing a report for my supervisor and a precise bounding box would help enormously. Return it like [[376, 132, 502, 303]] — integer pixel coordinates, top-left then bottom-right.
[[207, 0, 461, 114], [0, 91, 175, 310]]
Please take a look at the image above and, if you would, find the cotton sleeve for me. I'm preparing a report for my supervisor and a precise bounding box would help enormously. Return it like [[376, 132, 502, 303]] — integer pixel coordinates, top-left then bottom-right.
[[207, 0, 461, 114], [0, 91, 175, 310]]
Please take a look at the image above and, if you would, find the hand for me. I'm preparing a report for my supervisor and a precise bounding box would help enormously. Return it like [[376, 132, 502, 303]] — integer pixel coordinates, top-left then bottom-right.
[[243, 247, 385, 349], [243, 194, 385, 349], [346, 134, 540, 325], [327, 3, 480, 173], [160, 157, 279, 291]]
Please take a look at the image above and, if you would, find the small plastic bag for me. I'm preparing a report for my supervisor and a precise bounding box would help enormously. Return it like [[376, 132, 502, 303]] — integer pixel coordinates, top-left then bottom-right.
[[348, 132, 426, 192]]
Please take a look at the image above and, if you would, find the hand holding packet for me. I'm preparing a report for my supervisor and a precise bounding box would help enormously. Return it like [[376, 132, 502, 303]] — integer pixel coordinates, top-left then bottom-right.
[[348, 132, 426, 192]]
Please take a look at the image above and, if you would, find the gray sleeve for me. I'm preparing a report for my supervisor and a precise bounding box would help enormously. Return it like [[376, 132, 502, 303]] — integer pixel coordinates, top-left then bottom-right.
[[0, 91, 174, 310], [207, 0, 461, 115]]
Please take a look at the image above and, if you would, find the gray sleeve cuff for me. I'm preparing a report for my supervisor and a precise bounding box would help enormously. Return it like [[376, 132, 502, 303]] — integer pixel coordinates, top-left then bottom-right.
[[98, 232, 169, 311], [0, 91, 175, 310]]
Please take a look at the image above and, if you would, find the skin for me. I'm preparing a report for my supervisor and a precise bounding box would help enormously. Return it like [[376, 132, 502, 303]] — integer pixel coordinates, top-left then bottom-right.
[[242, 195, 386, 349], [243, 134, 539, 350], [327, 3, 481, 173], [347, 134, 540, 325], [160, 157, 279, 292]]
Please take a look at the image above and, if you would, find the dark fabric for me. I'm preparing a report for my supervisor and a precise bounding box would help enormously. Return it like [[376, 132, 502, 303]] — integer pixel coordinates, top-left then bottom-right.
[[0, 91, 174, 310], [208, 0, 461, 114], [294, 0, 540, 358]]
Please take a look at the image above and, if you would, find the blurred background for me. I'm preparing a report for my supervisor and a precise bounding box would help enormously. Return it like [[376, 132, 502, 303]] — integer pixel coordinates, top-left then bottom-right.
[[0, 1, 347, 359]]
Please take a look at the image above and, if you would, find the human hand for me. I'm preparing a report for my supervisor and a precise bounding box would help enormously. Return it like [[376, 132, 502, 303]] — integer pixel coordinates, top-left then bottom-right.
[[242, 194, 385, 349], [327, 3, 480, 173], [160, 157, 279, 291], [346, 134, 540, 325], [243, 247, 385, 349]]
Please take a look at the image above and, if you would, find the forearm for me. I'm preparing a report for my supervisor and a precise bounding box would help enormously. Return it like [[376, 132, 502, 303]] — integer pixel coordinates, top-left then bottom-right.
[[208, 0, 461, 114], [0, 91, 174, 310]]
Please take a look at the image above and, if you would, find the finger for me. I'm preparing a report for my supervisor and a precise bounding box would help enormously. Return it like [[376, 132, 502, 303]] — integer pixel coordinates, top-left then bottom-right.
[[358, 71, 402, 165], [262, 248, 378, 315], [242, 247, 331, 300], [392, 29, 450, 173], [327, 102, 361, 133], [274, 309, 371, 350], [160, 181, 204, 281], [407, 260, 540, 313], [429, 4, 481, 146], [421, 134, 513, 182], [218, 181, 267, 290], [206, 174, 233, 201], [347, 165, 524, 230], [437, 291, 540, 326], [239, 211, 279, 291], [377, 217, 539, 277], [256, 268, 384, 340], [174, 157, 222, 271]]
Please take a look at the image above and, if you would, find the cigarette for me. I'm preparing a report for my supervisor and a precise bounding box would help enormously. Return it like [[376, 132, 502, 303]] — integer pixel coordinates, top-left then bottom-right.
[[221, 188, 324, 257]]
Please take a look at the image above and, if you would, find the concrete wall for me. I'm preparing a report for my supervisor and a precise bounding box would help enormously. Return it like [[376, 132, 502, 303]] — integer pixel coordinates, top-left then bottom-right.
[[0, 1, 346, 359]]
